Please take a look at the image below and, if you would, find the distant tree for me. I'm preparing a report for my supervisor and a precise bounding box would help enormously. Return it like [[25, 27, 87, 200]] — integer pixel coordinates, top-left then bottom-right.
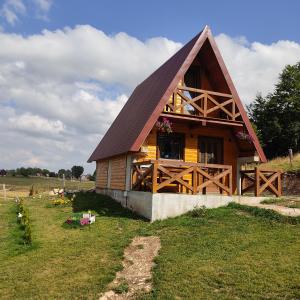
[[19, 167, 29, 177], [65, 169, 72, 179], [49, 171, 57, 177], [6, 169, 16, 176], [58, 169, 66, 178], [248, 62, 300, 158], [0, 169, 6, 176], [42, 169, 50, 177], [71, 166, 84, 179]]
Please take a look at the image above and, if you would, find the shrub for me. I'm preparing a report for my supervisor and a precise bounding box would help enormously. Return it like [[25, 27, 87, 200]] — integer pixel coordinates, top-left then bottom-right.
[[188, 206, 207, 218], [16, 199, 32, 245]]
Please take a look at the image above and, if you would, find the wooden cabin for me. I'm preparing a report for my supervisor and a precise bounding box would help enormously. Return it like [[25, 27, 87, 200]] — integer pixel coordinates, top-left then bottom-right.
[[88, 26, 277, 220]]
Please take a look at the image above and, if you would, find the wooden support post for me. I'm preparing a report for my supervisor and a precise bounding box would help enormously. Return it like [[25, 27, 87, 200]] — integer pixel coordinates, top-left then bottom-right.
[[193, 166, 197, 195], [255, 167, 259, 197], [152, 161, 158, 193], [228, 166, 232, 196]]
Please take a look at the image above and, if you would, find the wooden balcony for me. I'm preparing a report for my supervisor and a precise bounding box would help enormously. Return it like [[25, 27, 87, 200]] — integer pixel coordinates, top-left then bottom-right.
[[132, 159, 232, 195], [162, 85, 243, 127]]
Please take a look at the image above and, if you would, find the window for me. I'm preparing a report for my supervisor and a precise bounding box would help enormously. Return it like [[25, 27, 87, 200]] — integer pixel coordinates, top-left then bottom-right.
[[157, 133, 184, 160], [198, 136, 223, 164]]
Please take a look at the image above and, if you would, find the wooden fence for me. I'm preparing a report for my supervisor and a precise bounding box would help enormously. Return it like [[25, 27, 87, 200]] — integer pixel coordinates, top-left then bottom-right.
[[240, 167, 282, 197]]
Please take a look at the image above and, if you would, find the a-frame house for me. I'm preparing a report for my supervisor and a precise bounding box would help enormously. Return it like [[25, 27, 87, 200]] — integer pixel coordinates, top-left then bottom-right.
[[88, 26, 268, 221]]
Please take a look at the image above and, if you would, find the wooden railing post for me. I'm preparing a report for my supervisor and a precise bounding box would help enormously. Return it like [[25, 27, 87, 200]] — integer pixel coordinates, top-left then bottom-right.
[[255, 167, 259, 197], [152, 161, 158, 193], [228, 166, 232, 196], [278, 172, 282, 197], [193, 166, 197, 195]]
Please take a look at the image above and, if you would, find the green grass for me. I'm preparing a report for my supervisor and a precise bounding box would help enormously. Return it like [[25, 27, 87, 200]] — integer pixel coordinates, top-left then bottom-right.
[[0, 176, 94, 194], [261, 152, 300, 173], [261, 197, 300, 209], [1, 193, 300, 299]]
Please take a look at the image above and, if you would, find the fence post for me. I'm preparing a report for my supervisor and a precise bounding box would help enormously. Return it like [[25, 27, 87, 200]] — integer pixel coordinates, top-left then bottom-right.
[[3, 184, 6, 201]]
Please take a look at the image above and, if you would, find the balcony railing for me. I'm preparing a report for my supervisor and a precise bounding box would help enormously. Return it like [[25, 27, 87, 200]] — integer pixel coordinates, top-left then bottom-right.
[[132, 159, 232, 195], [164, 85, 241, 122], [240, 168, 282, 197]]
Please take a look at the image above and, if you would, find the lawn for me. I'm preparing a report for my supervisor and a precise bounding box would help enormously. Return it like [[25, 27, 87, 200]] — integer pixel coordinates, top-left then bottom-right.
[[0, 192, 299, 299], [261, 152, 300, 173]]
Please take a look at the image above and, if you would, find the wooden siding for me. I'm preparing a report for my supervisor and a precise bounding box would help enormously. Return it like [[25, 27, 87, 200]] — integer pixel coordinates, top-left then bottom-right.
[[96, 160, 108, 188], [110, 155, 127, 190]]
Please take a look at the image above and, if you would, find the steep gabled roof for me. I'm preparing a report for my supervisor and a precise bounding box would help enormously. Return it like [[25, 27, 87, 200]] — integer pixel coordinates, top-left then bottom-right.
[[88, 26, 266, 162]]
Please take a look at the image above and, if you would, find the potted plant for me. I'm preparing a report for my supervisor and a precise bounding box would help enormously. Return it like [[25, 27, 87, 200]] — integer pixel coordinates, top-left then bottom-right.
[[156, 117, 172, 133], [235, 131, 252, 143]]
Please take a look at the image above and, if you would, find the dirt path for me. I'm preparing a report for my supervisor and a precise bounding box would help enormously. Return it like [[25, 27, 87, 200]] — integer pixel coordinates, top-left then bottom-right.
[[236, 198, 300, 217], [100, 236, 161, 300]]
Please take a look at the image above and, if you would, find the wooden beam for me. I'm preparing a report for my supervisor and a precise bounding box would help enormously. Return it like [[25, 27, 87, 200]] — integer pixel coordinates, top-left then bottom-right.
[[160, 113, 244, 127]]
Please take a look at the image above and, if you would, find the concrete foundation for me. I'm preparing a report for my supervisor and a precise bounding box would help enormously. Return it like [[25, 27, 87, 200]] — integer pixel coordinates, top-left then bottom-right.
[[96, 188, 265, 221]]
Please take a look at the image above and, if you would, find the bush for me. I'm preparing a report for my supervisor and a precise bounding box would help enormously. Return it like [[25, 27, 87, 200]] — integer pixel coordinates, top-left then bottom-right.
[[17, 199, 32, 245]]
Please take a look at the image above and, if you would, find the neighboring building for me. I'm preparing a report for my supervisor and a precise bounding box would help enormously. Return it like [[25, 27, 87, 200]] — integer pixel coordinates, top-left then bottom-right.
[[88, 26, 268, 221], [0, 169, 7, 176]]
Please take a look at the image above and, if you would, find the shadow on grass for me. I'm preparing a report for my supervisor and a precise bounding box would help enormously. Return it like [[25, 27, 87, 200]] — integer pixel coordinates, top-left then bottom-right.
[[71, 191, 146, 221]]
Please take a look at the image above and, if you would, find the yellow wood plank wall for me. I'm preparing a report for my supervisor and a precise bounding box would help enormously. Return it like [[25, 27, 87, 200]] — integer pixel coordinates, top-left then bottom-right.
[[110, 155, 127, 190], [96, 160, 108, 188]]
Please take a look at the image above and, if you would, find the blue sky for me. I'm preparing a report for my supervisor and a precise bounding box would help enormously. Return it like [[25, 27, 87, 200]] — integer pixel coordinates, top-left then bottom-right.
[[0, 0, 299, 173], [2, 0, 300, 44]]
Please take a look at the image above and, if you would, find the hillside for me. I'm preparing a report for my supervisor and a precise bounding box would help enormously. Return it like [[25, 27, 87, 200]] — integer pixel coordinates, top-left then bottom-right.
[[261, 153, 300, 173]]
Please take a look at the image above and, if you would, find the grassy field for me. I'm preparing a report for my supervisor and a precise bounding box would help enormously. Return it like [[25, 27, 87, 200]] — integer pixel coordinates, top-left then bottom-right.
[[0, 176, 95, 198], [0, 193, 299, 299], [261, 152, 300, 173]]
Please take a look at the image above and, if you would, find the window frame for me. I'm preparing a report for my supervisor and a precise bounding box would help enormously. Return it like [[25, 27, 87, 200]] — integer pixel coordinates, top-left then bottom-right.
[[157, 132, 185, 161]]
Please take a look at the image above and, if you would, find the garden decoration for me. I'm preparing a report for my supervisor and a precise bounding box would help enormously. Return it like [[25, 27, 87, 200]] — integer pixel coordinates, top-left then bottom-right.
[[65, 211, 96, 228]]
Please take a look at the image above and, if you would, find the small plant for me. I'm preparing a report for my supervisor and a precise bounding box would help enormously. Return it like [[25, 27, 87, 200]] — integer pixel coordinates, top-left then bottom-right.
[[235, 131, 252, 143], [189, 206, 207, 218], [113, 280, 129, 294], [155, 117, 172, 133]]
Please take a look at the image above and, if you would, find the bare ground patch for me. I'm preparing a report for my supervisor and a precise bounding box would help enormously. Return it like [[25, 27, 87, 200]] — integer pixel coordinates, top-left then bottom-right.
[[100, 236, 161, 300]]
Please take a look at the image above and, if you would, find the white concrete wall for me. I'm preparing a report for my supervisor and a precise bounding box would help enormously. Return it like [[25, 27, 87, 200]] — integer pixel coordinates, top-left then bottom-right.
[[96, 188, 235, 221]]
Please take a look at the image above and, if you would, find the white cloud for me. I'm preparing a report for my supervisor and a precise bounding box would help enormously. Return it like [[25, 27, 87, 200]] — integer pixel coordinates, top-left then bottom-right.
[[0, 25, 181, 172], [0, 0, 52, 25], [0, 0, 26, 25], [0, 25, 299, 173], [215, 34, 300, 103]]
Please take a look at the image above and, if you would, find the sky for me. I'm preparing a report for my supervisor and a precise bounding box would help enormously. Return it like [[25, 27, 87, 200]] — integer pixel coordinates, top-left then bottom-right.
[[0, 0, 300, 173]]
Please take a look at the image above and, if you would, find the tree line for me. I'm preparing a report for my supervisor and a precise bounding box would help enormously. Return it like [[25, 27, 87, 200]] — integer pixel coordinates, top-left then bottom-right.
[[248, 62, 300, 159], [1, 165, 95, 180]]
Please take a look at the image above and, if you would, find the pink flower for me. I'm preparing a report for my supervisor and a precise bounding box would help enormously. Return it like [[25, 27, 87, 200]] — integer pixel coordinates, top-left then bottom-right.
[[80, 218, 90, 226]]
